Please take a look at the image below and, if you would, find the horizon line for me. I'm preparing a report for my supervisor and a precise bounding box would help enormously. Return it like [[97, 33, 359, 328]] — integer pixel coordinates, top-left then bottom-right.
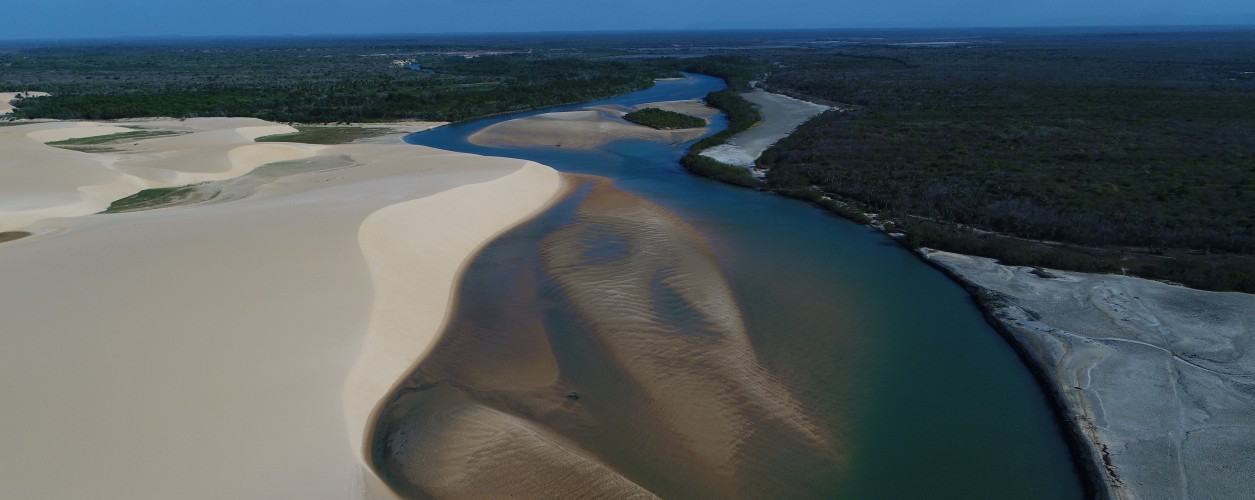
[[3, 23, 1255, 44]]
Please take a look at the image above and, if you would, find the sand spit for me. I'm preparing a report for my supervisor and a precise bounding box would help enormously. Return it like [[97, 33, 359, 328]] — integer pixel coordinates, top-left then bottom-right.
[[375, 177, 839, 498], [468, 100, 714, 149], [0, 119, 564, 499], [699, 90, 830, 169], [923, 250, 1255, 500]]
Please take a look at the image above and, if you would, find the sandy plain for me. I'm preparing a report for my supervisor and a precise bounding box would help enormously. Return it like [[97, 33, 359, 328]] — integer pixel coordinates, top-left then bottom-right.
[[924, 250, 1255, 500], [0, 117, 564, 499]]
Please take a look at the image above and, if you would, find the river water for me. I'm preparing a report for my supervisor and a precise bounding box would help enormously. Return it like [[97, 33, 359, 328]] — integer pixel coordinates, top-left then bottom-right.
[[373, 74, 1084, 498]]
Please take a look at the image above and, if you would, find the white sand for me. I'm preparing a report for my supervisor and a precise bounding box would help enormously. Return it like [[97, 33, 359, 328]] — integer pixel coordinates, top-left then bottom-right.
[[699, 90, 830, 169], [0, 119, 564, 499], [0, 119, 318, 232], [924, 250, 1255, 499], [0, 91, 50, 115], [468, 101, 713, 149]]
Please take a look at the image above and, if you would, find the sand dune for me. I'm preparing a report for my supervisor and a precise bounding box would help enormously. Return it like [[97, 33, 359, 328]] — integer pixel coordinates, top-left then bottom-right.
[[0, 119, 321, 232], [0, 119, 564, 499]]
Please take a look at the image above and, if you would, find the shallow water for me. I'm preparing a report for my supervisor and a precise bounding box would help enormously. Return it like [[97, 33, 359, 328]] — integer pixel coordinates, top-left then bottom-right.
[[374, 74, 1084, 498]]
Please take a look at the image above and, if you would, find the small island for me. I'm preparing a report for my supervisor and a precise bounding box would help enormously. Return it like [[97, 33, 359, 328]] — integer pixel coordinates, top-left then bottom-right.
[[623, 107, 706, 130]]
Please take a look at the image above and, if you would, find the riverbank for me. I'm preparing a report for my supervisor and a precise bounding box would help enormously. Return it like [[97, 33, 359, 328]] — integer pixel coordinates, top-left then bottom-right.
[[673, 81, 1255, 497], [923, 250, 1255, 500], [0, 118, 564, 499], [698, 89, 830, 171], [399, 72, 1085, 498]]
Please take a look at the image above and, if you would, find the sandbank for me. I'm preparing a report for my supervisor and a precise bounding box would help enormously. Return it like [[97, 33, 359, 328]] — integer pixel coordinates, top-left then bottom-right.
[[468, 100, 713, 149], [0, 118, 564, 499], [923, 250, 1255, 500], [699, 90, 830, 169]]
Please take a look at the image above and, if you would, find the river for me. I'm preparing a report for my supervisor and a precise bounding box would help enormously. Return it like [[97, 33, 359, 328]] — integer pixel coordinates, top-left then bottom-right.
[[372, 74, 1084, 498]]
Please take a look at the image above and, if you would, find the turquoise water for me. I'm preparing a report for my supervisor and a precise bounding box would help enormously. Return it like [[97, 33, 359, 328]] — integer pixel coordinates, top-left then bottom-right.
[[382, 74, 1084, 498]]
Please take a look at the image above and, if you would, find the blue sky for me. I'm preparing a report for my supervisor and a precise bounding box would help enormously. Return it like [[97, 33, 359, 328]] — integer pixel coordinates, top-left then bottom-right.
[[5, 0, 1254, 40]]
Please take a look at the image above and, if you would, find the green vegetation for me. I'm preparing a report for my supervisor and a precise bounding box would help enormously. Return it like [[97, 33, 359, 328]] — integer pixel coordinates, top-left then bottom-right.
[[256, 126, 390, 144], [676, 56, 770, 91], [46, 130, 179, 145], [2, 39, 677, 123], [0, 231, 30, 244], [623, 108, 705, 130], [680, 153, 760, 188], [679, 87, 765, 187], [758, 32, 1255, 291], [102, 185, 205, 213]]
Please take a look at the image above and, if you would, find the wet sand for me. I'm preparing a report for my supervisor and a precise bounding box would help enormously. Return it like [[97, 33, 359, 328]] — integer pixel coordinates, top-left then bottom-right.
[[373, 176, 841, 498]]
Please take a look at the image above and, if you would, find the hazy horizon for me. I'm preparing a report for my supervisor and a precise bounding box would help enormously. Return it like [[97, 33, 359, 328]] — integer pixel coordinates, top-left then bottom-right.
[[3, 0, 1254, 41]]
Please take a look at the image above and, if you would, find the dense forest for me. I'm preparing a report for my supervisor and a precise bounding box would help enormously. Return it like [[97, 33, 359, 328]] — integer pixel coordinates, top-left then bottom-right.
[[1, 40, 677, 122], [756, 31, 1255, 291]]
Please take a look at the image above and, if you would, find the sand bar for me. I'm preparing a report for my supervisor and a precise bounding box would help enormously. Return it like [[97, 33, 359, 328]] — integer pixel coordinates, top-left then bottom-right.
[[924, 250, 1255, 500], [468, 100, 713, 149], [699, 90, 830, 169], [0, 119, 564, 499]]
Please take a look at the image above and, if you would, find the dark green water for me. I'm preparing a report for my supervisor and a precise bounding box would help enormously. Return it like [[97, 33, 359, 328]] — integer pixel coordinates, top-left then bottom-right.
[[378, 74, 1084, 498]]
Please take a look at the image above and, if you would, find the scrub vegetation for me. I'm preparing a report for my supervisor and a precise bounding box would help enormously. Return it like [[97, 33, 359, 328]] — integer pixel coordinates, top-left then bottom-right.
[[45, 130, 180, 145], [255, 126, 391, 144], [623, 108, 705, 129]]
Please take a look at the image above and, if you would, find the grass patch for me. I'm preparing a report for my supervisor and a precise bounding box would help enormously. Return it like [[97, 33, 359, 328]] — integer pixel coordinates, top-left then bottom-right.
[[256, 125, 392, 145], [102, 184, 204, 213], [46, 130, 179, 146], [0, 231, 31, 243], [623, 108, 705, 129]]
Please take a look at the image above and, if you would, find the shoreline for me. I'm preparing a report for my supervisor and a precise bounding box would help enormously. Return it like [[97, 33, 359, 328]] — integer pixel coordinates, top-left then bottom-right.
[[676, 83, 1127, 496], [0, 117, 566, 499], [347, 162, 568, 482], [914, 252, 1110, 499], [920, 249, 1255, 500], [697, 89, 830, 171]]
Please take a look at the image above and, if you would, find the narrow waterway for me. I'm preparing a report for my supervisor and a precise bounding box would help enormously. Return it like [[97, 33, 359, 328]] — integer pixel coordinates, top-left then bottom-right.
[[373, 74, 1084, 498]]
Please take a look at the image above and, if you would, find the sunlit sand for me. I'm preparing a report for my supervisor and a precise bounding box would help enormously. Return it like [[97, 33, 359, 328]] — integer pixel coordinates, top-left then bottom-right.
[[0, 117, 563, 499]]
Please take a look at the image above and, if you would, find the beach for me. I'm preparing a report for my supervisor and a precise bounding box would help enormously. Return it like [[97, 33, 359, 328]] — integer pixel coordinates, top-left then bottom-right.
[[0, 118, 564, 499]]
